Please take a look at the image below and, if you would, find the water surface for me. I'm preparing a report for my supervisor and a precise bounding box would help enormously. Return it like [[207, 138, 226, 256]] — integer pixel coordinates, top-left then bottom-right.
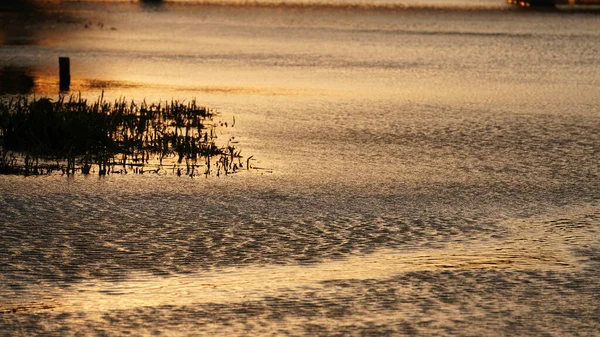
[[1, 1, 599, 335]]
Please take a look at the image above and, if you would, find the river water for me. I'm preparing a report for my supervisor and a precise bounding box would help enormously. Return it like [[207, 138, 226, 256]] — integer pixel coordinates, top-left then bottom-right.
[[1, 1, 599, 336]]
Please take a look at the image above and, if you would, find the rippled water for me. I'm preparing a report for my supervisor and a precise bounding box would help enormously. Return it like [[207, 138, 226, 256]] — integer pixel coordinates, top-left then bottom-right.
[[1, 1, 600, 336]]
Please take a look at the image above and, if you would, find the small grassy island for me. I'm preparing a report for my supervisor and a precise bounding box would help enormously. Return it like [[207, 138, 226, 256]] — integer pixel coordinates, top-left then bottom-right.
[[0, 95, 246, 177]]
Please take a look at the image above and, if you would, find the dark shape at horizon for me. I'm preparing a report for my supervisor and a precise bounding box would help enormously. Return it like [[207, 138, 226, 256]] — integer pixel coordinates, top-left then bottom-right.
[[1, 1, 82, 46], [526, 0, 556, 6], [1, 0, 44, 45], [0, 0, 35, 12], [0, 67, 35, 95], [140, 0, 164, 8]]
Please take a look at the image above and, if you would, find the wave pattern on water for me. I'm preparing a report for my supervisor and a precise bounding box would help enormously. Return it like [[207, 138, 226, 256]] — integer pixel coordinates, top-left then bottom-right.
[[0, 185, 496, 286], [0, 202, 598, 335], [1, 0, 600, 335]]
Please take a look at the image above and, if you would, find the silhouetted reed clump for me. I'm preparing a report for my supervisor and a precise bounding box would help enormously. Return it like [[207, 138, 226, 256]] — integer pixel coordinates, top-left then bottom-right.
[[0, 95, 245, 176]]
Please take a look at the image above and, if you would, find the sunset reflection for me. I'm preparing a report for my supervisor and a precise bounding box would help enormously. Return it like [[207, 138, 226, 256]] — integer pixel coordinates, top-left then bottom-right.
[[1, 0, 600, 336]]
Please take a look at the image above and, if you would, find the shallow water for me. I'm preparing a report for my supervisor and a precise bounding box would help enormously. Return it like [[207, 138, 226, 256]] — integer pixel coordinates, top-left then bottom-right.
[[1, 1, 600, 336]]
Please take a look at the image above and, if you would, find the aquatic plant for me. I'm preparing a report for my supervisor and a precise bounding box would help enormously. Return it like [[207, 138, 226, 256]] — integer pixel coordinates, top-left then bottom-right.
[[0, 95, 245, 176]]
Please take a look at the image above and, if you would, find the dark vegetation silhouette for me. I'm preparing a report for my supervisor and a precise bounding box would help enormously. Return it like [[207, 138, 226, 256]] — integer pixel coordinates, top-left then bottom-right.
[[0, 95, 245, 176]]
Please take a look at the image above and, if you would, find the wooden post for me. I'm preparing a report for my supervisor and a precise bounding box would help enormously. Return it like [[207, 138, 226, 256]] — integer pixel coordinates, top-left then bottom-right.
[[59, 57, 70, 91]]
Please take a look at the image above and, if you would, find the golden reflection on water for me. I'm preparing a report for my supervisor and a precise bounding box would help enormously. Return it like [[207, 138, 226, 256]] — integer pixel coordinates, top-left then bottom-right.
[[58, 245, 574, 312], [2, 3, 599, 335], [1, 208, 584, 317], [28, 72, 330, 101]]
